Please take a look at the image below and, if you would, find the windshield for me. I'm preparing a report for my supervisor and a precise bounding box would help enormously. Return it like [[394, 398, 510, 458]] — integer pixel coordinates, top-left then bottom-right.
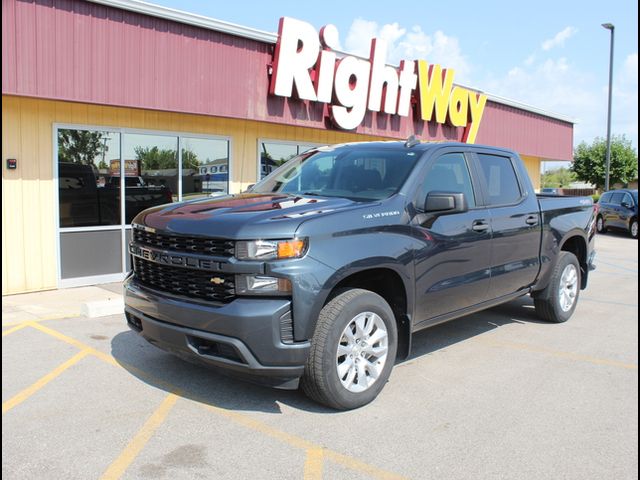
[[251, 147, 421, 200], [633, 191, 638, 204]]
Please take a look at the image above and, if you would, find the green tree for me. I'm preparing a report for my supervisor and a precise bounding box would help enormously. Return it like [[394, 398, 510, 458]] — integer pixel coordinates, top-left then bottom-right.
[[541, 167, 576, 188], [181, 149, 200, 170], [134, 146, 177, 170], [58, 129, 108, 164], [572, 135, 638, 189], [134, 146, 201, 170]]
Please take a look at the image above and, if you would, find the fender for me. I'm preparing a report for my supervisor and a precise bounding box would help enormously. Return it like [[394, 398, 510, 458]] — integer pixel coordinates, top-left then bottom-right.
[[295, 255, 415, 342], [534, 227, 589, 293]]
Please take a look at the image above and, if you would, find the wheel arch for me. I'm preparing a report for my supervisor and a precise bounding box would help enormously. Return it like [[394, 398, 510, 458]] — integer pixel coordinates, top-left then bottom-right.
[[559, 233, 589, 289], [320, 265, 413, 361]]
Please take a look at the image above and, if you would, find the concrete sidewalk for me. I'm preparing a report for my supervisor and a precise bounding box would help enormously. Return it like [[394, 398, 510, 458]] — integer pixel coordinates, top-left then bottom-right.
[[2, 283, 124, 325]]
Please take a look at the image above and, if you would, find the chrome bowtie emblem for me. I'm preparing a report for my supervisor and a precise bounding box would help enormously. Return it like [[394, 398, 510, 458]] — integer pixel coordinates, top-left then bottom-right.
[[210, 277, 225, 285]]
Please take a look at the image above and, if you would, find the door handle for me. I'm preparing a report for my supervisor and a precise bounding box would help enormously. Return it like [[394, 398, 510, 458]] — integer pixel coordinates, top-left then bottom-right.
[[525, 215, 539, 226], [472, 220, 489, 232]]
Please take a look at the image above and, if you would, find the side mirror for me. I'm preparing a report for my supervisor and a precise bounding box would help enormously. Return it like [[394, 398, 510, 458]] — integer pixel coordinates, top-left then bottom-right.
[[245, 184, 255, 192], [424, 192, 468, 214], [621, 201, 632, 209]]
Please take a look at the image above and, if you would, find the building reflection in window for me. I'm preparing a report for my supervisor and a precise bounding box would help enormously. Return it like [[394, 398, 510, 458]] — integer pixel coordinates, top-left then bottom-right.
[[182, 137, 230, 199]]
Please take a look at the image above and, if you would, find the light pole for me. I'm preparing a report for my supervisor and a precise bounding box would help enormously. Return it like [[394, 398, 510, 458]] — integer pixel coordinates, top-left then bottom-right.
[[602, 23, 614, 191]]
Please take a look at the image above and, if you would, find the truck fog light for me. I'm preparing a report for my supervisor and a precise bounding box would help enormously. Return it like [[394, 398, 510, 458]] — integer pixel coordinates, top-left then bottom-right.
[[236, 275, 292, 295]]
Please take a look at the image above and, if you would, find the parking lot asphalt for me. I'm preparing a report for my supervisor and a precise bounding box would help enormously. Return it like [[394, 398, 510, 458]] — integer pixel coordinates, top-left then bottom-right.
[[2, 232, 638, 480]]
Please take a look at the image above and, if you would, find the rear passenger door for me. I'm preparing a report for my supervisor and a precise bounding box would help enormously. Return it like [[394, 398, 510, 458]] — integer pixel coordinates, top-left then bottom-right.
[[472, 152, 541, 299]]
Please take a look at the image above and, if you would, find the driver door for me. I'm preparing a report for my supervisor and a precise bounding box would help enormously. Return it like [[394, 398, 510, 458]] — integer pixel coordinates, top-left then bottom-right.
[[412, 151, 493, 325]]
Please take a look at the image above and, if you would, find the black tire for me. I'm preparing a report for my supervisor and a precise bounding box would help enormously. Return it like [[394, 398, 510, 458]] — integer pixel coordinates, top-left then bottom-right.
[[301, 288, 398, 410], [596, 215, 607, 233], [533, 251, 581, 323], [630, 218, 638, 239]]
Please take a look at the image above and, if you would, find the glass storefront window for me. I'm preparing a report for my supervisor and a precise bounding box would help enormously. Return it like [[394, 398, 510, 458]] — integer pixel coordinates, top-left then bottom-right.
[[182, 137, 230, 199], [122, 133, 178, 223], [260, 141, 319, 179], [58, 129, 121, 227]]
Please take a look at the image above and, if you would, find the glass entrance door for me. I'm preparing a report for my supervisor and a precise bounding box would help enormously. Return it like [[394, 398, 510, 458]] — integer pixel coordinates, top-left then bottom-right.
[[57, 128, 124, 285], [56, 126, 230, 288]]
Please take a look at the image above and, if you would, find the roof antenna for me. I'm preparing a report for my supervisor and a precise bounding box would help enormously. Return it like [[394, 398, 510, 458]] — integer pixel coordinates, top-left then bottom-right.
[[405, 135, 420, 148]]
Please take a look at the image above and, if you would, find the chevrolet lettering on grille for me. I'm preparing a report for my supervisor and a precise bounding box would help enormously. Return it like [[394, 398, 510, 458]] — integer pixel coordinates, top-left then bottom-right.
[[129, 244, 220, 270]]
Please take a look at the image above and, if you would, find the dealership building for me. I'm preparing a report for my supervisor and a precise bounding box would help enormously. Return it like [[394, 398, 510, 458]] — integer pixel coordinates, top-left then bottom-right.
[[2, 0, 574, 295]]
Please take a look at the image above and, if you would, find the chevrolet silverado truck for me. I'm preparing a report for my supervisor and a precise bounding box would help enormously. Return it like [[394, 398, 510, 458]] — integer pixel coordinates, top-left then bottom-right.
[[124, 140, 597, 410]]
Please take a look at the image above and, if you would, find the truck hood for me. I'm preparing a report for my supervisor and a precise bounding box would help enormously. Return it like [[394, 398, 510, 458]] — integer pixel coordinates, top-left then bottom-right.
[[135, 193, 371, 239]]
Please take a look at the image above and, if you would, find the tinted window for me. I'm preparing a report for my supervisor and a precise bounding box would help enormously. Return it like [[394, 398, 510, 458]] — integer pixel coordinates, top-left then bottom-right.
[[600, 192, 612, 203], [253, 147, 419, 200], [421, 153, 476, 208], [610, 193, 624, 205], [122, 133, 178, 223], [58, 129, 121, 227], [477, 154, 522, 205], [622, 193, 633, 206]]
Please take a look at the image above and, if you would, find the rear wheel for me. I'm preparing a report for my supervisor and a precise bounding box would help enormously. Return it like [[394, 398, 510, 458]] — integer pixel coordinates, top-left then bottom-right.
[[533, 251, 581, 323], [630, 218, 638, 239], [301, 289, 397, 410], [596, 215, 607, 233]]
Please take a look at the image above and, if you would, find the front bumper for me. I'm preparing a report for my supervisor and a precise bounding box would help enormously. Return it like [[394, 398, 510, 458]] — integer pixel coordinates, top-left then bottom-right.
[[123, 276, 310, 389]]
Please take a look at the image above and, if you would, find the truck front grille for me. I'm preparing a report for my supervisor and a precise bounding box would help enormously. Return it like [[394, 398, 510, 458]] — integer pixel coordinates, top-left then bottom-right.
[[133, 229, 234, 257], [133, 257, 235, 303]]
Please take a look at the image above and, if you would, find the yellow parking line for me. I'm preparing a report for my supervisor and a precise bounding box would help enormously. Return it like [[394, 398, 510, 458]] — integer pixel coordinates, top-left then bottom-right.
[[27, 321, 93, 351], [303, 448, 324, 480], [100, 393, 179, 480], [324, 450, 409, 480], [2, 323, 29, 337], [2, 349, 91, 414], [199, 405, 407, 480], [31, 322, 409, 480], [27, 322, 185, 394], [202, 403, 315, 450], [2, 313, 82, 327], [481, 338, 638, 370]]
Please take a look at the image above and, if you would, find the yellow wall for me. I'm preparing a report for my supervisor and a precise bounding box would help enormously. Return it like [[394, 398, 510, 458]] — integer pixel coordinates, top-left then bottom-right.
[[2, 95, 388, 294], [521, 154, 542, 191]]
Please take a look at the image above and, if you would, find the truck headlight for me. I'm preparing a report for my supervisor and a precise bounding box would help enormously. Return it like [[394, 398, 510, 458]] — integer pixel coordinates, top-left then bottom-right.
[[235, 275, 292, 295], [235, 238, 307, 260]]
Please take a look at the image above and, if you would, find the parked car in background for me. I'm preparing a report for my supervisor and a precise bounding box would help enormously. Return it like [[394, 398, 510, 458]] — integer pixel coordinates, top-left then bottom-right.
[[596, 189, 638, 239], [540, 188, 561, 195]]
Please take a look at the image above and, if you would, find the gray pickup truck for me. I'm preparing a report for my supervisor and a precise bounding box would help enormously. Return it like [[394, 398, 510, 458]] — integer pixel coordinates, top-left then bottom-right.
[[124, 141, 597, 409]]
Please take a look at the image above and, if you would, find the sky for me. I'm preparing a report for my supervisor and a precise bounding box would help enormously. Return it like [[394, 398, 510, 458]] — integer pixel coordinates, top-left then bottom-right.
[[149, 0, 638, 164]]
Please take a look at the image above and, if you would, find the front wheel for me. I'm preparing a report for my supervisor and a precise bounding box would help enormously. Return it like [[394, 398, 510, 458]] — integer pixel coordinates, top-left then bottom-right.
[[301, 289, 397, 410], [533, 251, 581, 323], [630, 218, 638, 239]]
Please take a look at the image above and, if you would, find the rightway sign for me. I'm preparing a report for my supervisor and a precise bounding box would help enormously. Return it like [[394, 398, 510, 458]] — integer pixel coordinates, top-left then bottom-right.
[[269, 17, 487, 143]]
